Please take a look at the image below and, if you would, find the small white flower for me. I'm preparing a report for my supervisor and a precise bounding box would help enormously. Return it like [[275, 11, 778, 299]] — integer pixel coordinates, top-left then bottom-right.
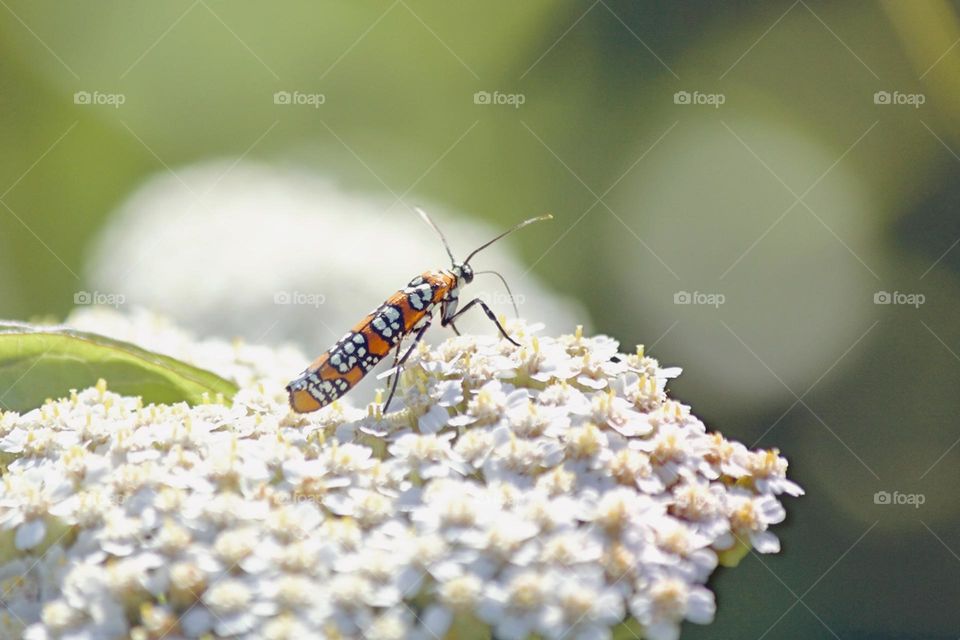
[[630, 570, 716, 640], [615, 371, 667, 413], [668, 478, 731, 543], [362, 606, 414, 640], [590, 390, 652, 437], [95, 512, 145, 557], [213, 527, 265, 573], [449, 380, 515, 427], [515, 339, 578, 383], [506, 400, 561, 438], [452, 427, 497, 469], [544, 567, 625, 640], [323, 488, 395, 528], [38, 600, 85, 634], [325, 442, 377, 476], [632, 421, 710, 485], [644, 515, 718, 583], [605, 447, 665, 494], [388, 431, 468, 479], [477, 569, 560, 640], [538, 529, 604, 567], [483, 432, 560, 482], [726, 490, 787, 553], [743, 449, 805, 497], [581, 487, 661, 540], [0, 468, 71, 550], [202, 578, 261, 637]]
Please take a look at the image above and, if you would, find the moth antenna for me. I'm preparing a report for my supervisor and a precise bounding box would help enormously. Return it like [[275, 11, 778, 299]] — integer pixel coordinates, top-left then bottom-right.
[[414, 207, 456, 266], [463, 214, 553, 265]]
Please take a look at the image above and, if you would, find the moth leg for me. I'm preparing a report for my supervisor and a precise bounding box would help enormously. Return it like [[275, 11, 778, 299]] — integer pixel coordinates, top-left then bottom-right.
[[443, 297, 519, 346], [381, 338, 404, 413], [383, 321, 431, 413]]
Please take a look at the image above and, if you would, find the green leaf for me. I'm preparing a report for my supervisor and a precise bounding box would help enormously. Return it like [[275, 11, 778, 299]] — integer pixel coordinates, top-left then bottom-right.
[[0, 322, 238, 412]]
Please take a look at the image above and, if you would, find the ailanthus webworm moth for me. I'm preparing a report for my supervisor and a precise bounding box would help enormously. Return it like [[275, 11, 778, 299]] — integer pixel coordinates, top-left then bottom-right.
[[286, 209, 552, 414]]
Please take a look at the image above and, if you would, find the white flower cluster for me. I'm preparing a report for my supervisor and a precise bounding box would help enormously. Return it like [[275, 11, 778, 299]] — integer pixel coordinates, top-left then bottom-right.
[[0, 318, 801, 640]]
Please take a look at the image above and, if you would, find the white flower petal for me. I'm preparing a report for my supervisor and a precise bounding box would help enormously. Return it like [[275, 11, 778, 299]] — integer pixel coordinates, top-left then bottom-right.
[[15, 519, 47, 550], [686, 587, 716, 625], [750, 530, 781, 554], [418, 406, 450, 434]]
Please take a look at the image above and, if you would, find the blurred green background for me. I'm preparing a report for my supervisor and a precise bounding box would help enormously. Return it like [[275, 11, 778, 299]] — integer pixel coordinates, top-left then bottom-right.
[[2, 1, 960, 637]]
